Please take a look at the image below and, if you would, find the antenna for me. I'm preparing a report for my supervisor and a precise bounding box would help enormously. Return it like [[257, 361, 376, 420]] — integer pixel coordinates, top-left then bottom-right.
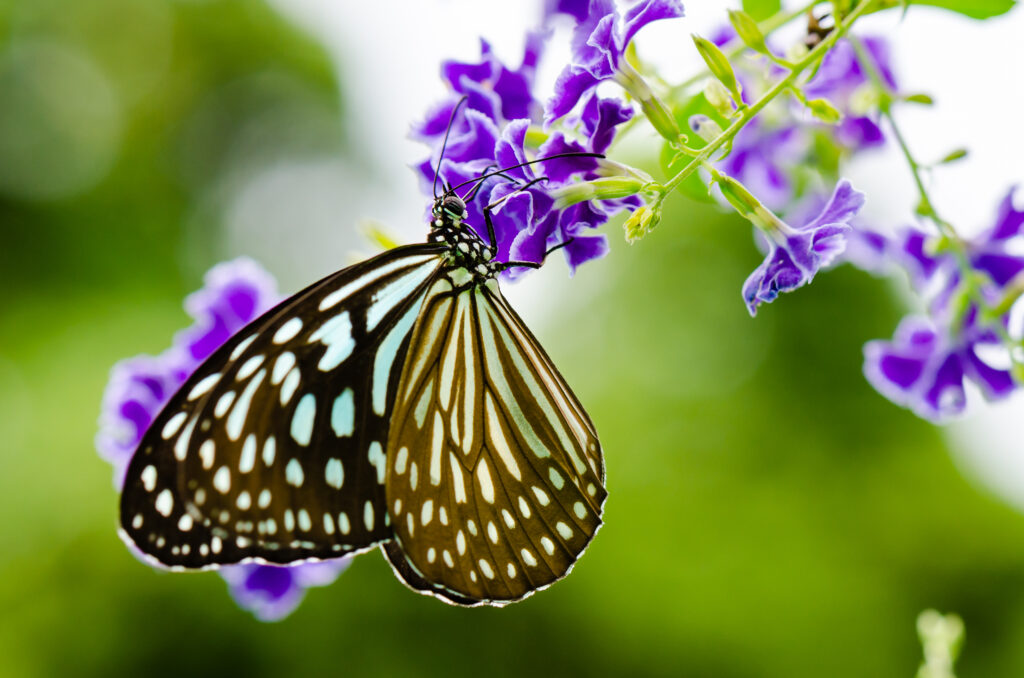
[[432, 96, 469, 199], [447, 152, 604, 195]]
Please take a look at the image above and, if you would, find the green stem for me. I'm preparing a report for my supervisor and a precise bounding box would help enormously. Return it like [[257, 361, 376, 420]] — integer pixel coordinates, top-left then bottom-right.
[[674, 0, 822, 94], [848, 34, 1024, 361], [663, 0, 876, 196]]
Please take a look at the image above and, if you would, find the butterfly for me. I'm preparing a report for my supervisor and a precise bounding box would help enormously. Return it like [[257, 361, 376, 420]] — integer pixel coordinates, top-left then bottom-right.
[[119, 120, 608, 606]]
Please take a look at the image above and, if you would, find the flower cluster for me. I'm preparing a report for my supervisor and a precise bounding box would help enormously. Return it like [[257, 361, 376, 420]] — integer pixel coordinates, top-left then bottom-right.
[[709, 32, 897, 212], [96, 258, 349, 621], [856, 189, 1024, 421], [414, 0, 685, 274]]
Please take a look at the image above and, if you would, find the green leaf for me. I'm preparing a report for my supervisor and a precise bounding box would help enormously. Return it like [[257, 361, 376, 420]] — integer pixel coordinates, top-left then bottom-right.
[[871, 0, 1015, 19], [741, 0, 781, 21]]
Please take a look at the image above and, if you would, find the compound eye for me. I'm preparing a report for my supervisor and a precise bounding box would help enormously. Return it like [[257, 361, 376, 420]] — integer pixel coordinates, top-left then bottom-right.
[[442, 195, 466, 216]]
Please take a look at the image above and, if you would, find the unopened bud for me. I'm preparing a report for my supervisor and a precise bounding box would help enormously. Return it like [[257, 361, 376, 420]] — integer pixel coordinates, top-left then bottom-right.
[[703, 78, 734, 116], [727, 10, 769, 55], [714, 172, 786, 234], [692, 35, 743, 105], [904, 93, 934, 105], [623, 204, 662, 243], [938, 148, 968, 165], [806, 98, 842, 124], [554, 176, 648, 208]]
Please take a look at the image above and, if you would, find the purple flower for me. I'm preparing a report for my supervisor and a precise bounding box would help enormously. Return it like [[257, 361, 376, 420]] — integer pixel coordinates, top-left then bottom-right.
[[97, 257, 349, 620], [547, 0, 684, 121], [891, 188, 1024, 301], [221, 560, 350, 622], [804, 37, 897, 150], [413, 35, 545, 242], [543, 0, 591, 24], [864, 314, 1014, 422], [858, 188, 1024, 420], [415, 26, 639, 274], [486, 103, 640, 274], [742, 179, 865, 315]]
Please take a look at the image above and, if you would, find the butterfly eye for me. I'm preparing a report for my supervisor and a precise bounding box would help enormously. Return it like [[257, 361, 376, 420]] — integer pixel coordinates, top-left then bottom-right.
[[442, 195, 466, 217]]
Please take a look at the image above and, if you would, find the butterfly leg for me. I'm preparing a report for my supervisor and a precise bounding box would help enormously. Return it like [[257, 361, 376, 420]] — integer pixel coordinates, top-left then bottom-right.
[[501, 238, 575, 270], [480, 176, 550, 250]]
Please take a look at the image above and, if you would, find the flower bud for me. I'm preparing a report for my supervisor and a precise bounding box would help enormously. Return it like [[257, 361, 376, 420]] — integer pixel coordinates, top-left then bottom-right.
[[937, 148, 968, 165], [904, 93, 934, 105], [703, 78, 734, 116], [613, 60, 681, 142], [806, 98, 842, 124], [553, 176, 648, 208], [623, 204, 662, 243], [692, 35, 743, 105], [714, 172, 787, 234], [727, 10, 769, 55]]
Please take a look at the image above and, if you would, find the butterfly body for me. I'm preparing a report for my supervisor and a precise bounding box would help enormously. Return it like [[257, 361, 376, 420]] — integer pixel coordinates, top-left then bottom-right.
[[120, 193, 606, 606]]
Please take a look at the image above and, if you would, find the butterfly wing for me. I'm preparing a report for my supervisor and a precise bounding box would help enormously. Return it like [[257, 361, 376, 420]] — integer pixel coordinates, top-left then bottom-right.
[[383, 277, 607, 605], [120, 245, 446, 569]]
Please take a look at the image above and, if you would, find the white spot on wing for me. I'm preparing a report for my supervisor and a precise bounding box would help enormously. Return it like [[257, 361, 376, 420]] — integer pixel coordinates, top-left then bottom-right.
[[273, 317, 303, 344], [290, 393, 316, 446], [363, 501, 375, 531], [367, 441, 386, 484], [325, 458, 344, 489], [213, 466, 231, 494], [372, 303, 420, 415], [280, 368, 301, 406], [449, 453, 466, 503], [286, 458, 304, 487], [161, 412, 187, 439], [330, 388, 355, 437], [229, 334, 256, 361], [141, 465, 156, 492], [227, 369, 265, 441], [312, 312, 354, 371], [236, 354, 264, 381], [271, 352, 295, 385], [155, 489, 173, 516], [476, 458, 495, 504], [239, 434, 257, 473], [188, 373, 220, 401]]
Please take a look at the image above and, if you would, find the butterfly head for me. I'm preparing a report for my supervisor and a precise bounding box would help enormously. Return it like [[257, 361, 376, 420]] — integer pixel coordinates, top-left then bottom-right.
[[431, 194, 468, 230]]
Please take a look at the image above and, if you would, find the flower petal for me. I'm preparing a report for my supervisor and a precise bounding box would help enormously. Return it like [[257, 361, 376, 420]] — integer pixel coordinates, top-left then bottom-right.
[[620, 0, 685, 50]]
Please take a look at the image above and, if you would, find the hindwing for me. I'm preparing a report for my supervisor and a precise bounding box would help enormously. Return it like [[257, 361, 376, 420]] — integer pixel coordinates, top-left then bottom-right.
[[120, 245, 446, 568], [382, 275, 607, 605]]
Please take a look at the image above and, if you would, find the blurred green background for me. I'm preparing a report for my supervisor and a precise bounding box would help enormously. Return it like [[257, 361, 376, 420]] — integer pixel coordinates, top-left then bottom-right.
[[2, 1, 1024, 676]]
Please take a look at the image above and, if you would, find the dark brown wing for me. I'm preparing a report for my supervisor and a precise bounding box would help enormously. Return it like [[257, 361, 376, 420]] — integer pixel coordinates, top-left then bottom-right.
[[383, 277, 606, 605], [120, 245, 446, 569]]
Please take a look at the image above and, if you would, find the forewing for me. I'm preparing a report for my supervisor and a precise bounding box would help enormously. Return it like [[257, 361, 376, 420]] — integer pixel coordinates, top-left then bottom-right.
[[120, 245, 445, 568], [384, 279, 607, 605]]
